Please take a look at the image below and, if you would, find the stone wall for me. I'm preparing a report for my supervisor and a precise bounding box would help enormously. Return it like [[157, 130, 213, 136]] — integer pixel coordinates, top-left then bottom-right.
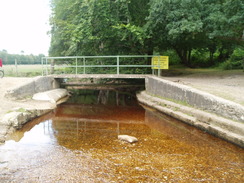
[[145, 76, 244, 122]]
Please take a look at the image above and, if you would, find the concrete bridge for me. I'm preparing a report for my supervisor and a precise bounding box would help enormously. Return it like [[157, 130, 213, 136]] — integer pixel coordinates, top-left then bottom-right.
[[51, 74, 148, 79]]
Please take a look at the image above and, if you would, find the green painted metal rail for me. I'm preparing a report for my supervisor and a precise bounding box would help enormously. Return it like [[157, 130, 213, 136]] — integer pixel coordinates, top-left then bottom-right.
[[42, 55, 163, 76]]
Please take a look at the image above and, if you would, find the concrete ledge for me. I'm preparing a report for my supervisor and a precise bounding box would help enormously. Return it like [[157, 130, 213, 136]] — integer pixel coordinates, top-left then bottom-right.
[[33, 88, 69, 103], [146, 76, 244, 122], [0, 108, 52, 144], [4, 76, 60, 99], [137, 91, 244, 147]]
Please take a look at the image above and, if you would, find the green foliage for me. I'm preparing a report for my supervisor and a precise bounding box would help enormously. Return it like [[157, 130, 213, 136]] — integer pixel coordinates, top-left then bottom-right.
[[49, 0, 151, 56], [0, 50, 44, 65], [163, 50, 181, 65], [230, 48, 244, 62], [146, 0, 244, 67], [219, 48, 244, 70], [49, 0, 244, 69], [219, 60, 234, 70]]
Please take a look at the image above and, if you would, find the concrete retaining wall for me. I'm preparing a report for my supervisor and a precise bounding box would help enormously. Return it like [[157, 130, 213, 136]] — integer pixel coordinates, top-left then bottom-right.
[[4, 76, 60, 99], [146, 76, 244, 122], [137, 76, 244, 147], [137, 91, 244, 147]]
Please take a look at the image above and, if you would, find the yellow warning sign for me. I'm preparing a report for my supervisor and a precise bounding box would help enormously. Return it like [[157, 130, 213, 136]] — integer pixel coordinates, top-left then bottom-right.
[[151, 56, 169, 69]]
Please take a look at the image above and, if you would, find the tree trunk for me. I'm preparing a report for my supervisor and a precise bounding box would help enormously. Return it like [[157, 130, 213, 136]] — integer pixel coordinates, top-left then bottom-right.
[[218, 45, 232, 62], [209, 51, 214, 65], [145, 38, 154, 65], [187, 48, 192, 65], [144, 38, 154, 74], [174, 47, 191, 67]]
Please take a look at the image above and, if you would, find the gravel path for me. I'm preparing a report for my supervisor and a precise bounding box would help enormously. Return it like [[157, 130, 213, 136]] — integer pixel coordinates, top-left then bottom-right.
[[161, 73, 244, 106]]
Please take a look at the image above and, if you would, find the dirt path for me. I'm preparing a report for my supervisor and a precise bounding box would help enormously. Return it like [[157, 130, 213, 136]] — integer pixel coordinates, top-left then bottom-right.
[[161, 72, 244, 106]]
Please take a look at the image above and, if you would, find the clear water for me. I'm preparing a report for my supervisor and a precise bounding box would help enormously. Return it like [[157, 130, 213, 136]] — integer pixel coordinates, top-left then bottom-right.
[[0, 90, 243, 182]]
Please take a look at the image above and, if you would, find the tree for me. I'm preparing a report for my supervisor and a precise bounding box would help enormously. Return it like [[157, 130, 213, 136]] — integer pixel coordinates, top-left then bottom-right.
[[146, 0, 244, 66], [201, 0, 244, 63], [147, 0, 206, 66], [49, 0, 151, 56], [49, 0, 244, 67], [0, 50, 44, 65]]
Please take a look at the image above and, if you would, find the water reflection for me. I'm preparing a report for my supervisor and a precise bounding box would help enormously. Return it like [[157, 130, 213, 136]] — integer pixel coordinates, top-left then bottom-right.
[[5, 112, 54, 143], [52, 103, 147, 150], [0, 89, 244, 182], [68, 89, 138, 106]]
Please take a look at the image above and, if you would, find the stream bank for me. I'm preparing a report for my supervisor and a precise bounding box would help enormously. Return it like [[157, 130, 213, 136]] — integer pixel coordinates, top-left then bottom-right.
[[137, 76, 244, 147], [1, 75, 244, 148], [0, 76, 68, 144]]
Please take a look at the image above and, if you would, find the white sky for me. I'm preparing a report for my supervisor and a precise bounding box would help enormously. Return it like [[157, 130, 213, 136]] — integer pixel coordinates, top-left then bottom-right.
[[0, 0, 51, 55]]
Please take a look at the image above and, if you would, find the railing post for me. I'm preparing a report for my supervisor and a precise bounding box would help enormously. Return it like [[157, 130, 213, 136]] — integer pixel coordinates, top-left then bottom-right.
[[158, 56, 160, 77], [41, 57, 44, 76], [50, 59, 54, 74], [83, 57, 86, 74], [151, 56, 154, 76], [76, 57, 78, 75], [117, 56, 119, 75], [45, 58, 48, 75]]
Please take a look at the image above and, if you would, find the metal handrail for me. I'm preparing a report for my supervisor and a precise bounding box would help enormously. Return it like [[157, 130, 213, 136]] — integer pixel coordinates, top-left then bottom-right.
[[42, 55, 163, 76]]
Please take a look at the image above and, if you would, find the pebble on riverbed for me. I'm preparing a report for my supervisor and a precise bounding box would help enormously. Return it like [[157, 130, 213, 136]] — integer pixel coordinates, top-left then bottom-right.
[[118, 135, 138, 143]]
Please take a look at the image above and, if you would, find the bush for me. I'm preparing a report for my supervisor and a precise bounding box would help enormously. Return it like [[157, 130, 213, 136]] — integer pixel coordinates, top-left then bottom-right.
[[219, 48, 244, 70], [162, 50, 181, 65], [191, 50, 208, 67], [219, 60, 233, 70]]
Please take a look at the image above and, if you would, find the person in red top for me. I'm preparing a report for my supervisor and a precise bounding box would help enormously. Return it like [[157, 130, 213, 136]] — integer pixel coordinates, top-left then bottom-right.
[[0, 58, 3, 78]]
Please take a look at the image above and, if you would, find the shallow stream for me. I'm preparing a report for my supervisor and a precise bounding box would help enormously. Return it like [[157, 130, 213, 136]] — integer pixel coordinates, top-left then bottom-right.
[[0, 89, 243, 182]]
